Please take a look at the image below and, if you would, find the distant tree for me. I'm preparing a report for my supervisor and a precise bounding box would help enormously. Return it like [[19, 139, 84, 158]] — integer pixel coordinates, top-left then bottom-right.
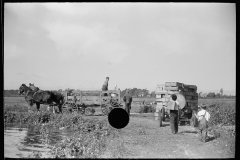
[[207, 92, 215, 98], [120, 88, 151, 97], [120, 88, 128, 97], [220, 88, 223, 96], [216, 93, 221, 98], [151, 91, 156, 97], [142, 89, 149, 97]]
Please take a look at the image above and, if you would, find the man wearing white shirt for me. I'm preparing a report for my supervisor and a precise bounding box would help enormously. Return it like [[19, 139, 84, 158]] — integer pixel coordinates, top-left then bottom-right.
[[166, 94, 179, 134], [195, 104, 210, 142]]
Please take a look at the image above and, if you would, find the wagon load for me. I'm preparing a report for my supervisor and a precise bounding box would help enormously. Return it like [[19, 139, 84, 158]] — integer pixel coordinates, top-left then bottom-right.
[[165, 82, 197, 92], [165, 82, 183, 87], [156, 82, 199, 126]]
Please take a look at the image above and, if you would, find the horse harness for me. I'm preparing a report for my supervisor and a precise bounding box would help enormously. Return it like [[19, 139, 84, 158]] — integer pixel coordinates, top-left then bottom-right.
[[24, 90, 49, 105]]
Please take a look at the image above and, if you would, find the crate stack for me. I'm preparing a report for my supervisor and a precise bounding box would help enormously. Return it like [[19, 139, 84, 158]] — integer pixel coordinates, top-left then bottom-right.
[[165, 82, 198, 109]]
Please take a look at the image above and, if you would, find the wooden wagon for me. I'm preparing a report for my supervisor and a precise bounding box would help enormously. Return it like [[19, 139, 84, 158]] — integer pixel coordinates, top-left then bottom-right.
[[61, 90, 122, 116]]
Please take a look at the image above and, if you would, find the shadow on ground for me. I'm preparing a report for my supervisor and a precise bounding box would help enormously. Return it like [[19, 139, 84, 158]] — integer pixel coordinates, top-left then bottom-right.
[[160, 124, 170, 127], [179, 130, 198, 134], [206, 136, 216, 142]]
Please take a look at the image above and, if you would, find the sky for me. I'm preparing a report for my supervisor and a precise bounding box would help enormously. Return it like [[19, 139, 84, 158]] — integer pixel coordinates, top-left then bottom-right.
[[4, 3, 236, 95]]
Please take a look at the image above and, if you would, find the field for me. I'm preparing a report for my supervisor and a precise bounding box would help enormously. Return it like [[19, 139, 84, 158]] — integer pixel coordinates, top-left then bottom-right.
[[4, 96, 235, 158]]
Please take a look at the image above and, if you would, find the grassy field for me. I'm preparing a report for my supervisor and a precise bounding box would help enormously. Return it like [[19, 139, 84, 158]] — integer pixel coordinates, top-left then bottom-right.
[[4, 96, 235, 113]]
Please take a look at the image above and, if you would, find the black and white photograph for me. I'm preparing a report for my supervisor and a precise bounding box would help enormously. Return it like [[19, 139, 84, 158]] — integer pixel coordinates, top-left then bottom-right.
[[4, 2, 235, 158]]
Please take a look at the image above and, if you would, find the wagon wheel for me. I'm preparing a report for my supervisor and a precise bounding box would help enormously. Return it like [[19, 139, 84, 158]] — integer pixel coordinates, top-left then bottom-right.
[[110, 99, 119, 108], [85, 107, 95, 116], [101, 104, 113, 116], [77, 104, 86, 115], [70, 103, 78, 113], [62, 102, 70, 114]]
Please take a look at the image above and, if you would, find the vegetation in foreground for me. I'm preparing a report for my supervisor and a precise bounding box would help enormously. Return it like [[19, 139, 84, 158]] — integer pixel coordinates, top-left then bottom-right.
[[4, 97, 235, 158], [4, 105, 119, 158]]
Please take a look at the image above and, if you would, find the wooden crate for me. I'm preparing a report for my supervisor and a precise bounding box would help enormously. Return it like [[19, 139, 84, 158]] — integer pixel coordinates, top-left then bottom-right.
[[183, 92, 197, 96], [183, 88, 189, 92], [188, 85, 197, 90], [165, 82, 171, 87], [184, 85, 197, 92], [167, 90, 181, 95], [170, 82, 183, 87], [156, 85, 166, 92], [156, 94, 162, 98], [185, 95, 192, 100], [165, 86, 183, 91]]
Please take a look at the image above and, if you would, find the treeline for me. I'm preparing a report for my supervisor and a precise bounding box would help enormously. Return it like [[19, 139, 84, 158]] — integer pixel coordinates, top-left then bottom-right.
[[200, 92, 235, 99], [120, 88, 155, 97], [4, 90, 21, 97], [201, 94, 235, 99], [4, 89, 59, 97], [4, 88, 155, 98], [4, 89, 235, 99]]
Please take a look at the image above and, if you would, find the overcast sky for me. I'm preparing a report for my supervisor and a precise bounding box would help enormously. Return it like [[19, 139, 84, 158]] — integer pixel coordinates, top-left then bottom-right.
[[4, 3, 236, 95]]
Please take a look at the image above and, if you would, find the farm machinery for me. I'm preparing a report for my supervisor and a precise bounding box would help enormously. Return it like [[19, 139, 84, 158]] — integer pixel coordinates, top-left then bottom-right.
[[60, 90, 122, 116], [155, 82, 198, 126]]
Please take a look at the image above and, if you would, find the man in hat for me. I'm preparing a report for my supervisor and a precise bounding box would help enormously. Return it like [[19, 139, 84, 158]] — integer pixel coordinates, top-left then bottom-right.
[[194, 104, 211, 142], [123, 89, 132, 116], [102, 77, 109, 96], [102, 77, 109, 91], [29, 83, 39, 92], [166, 94, 179, 134]]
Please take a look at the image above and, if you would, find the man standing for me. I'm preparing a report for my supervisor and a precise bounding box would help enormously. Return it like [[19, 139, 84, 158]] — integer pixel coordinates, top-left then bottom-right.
[[194, 104, 210, 142], [123, 89, 132, 116], [166, 94, 179, 134], [102, 77, 109, 91], [102, 77, 109, 96], [29, 83, 39, 92]]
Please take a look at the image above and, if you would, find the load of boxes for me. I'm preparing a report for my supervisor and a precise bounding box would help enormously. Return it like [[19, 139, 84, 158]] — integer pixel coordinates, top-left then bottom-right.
[[165, 82, 198, 110], [155, 82, 198, 121]]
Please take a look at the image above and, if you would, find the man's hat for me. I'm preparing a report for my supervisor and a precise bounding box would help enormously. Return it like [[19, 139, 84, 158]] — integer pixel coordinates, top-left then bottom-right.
[[199, 103, 207, 108]]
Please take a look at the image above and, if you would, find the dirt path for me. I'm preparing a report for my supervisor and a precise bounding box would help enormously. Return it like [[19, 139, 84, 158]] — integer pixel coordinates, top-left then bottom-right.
[[99, 114, 233, 158]]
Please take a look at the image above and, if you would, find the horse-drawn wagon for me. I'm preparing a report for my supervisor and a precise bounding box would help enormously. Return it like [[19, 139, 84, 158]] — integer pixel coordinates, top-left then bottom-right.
[[61, 90, 122, 116]]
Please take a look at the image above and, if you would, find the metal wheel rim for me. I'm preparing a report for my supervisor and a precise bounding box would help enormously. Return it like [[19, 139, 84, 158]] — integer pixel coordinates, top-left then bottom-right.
[[78, 105, 85, 114], [62, 102, 70, 114], [101, 104, 110, 116], [70, 103, 78, 113], [85, 107, 95, 116]]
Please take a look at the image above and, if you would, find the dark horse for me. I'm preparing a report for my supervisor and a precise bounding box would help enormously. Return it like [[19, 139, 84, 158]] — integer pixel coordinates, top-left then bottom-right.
[[18, 84, 64, 113]]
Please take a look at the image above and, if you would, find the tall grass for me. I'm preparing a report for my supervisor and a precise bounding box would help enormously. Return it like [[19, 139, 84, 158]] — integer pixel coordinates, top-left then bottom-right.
[[197, 99, 235, 157]]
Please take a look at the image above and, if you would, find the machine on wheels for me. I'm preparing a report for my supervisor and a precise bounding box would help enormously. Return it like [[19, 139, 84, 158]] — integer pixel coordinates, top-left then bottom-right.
[[155, 82, 198, 127]]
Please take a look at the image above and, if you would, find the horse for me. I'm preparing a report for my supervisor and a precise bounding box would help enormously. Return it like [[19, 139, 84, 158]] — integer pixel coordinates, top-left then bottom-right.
[[18, 84, 64, 113]]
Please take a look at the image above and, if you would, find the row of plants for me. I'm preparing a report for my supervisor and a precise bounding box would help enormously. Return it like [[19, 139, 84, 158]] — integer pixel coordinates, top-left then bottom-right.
[[207, 102, 235, 126], [4, 110, 52, 127], [138, 105, 156, 113], [40, 114, 120, 158], [199, 100, 235, 156]]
